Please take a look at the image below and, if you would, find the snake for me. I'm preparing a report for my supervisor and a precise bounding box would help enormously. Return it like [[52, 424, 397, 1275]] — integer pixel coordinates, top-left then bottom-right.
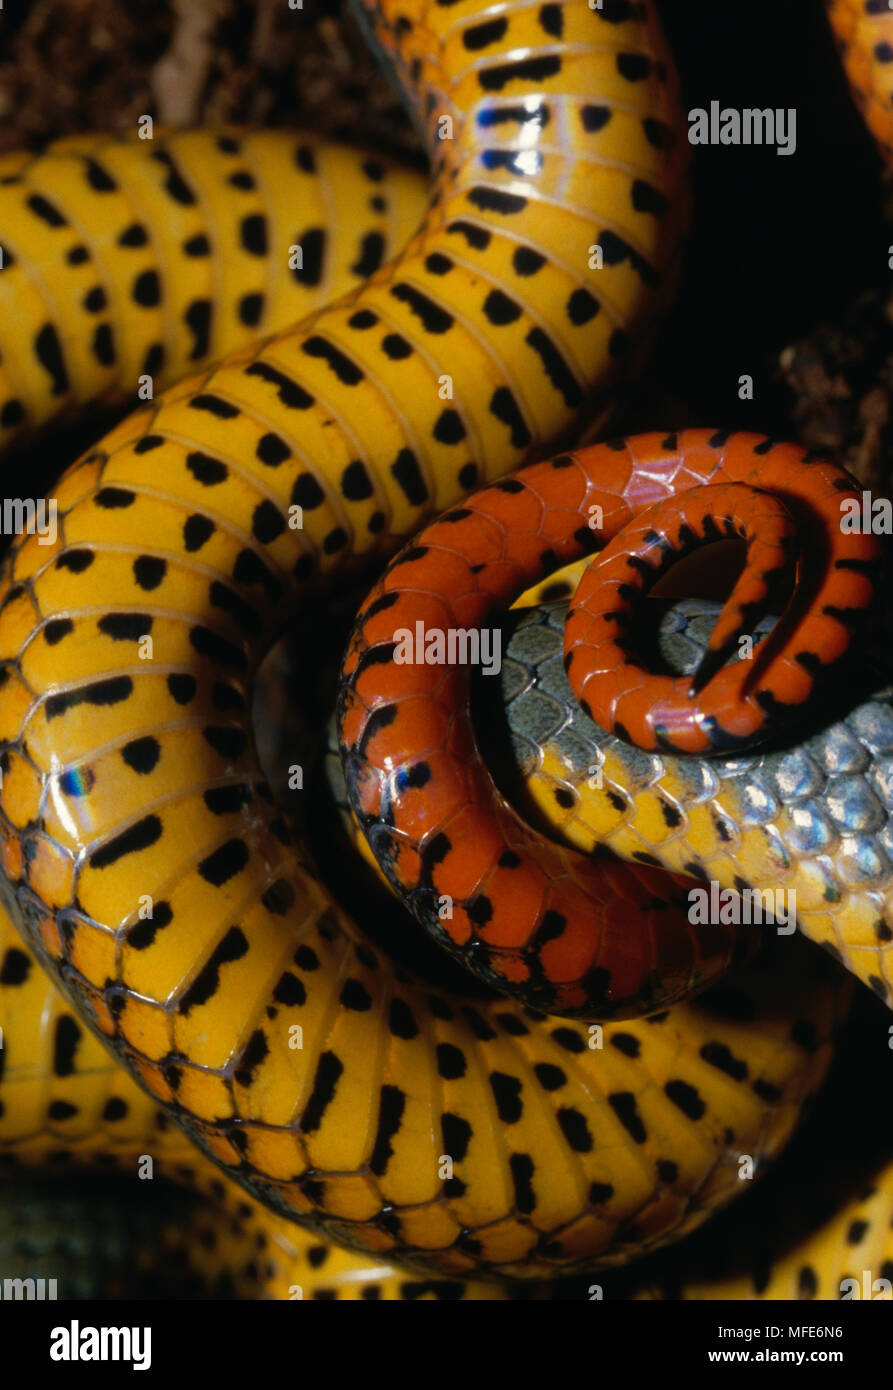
[[0, 0, 889, 1297]]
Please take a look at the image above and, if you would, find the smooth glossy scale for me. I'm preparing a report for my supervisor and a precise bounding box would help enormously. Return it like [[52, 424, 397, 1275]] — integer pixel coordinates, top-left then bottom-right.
[[0, 130, 427, 443], [339, 431, 880, 1017], [0, 0, 752, 1280]]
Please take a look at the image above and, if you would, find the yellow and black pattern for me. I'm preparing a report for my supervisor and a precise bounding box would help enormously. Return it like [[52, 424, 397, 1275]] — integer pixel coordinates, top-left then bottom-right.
[[0, 907, 524, 1299], [0, 0, 708, 1280], [0, 128, 427, 444]]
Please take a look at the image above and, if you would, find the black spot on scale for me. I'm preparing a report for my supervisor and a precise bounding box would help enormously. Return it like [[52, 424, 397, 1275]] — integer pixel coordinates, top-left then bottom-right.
[[134, 434, 163, 453], [567, 289, 600, 325], [341, 460, 374, 500], [425, 252, 452, 276], [239, 293, 264, 327], [557, 1106, 594, 1152], [252, 500, 286, 544], [632, 180, 669, 218], [468, 186, 527, 216], [294, 944, 319, 973], [239, 214, 267, 256], [391, 449, 429, 505], [228, 171, 256, 191], [83, 286, 107, 313], [143, 343, 164, 376], [197, 837, 250, 888], [467, 895, 492, 926], [350, 231, 385, 278], [234, 1029, 269, 1087], [256, 433, 290, 467], [179, 926, 249, 1013], [121, 736, 161, 775], [509, 1152, 537, 1213], [581, 105, 612, 132], [243, 358, 312, 405], [664, 1078, 706, 1120], [369, 1085, 406, 1176], [295, 143, 316, 173], [349, 309, 378, 330], [132, 270, 161, 306], [302, 335, 363, 385], [66, 244, 89, 264], [0, 946, 30, 985], [617, 53, 651, 81], [482, 289, 522, 325], [340, 978, 372, 1011], [389, 998, 418, 1039], [597, 230, 659, 288], [52, 1016, 81, 1077], [301, 1051, 343, 1133], [233, 548, 283, 603], [381, 333, 412, 360], [56, 549, 94, 572], [538, 2, 563, 35], [46, 676, 134, 721], [292, 227, 325, 286], [44, 618, 74, 645], [447, 220, 491, 250], [186, 452, 228, 486], [490, 1071, 523, 1122], [845, 1217, 870, 1246], [643, 117, 676, 149], [203, 783, 252, 816], [35, 323, 69, 395], [427, 994, 454, 1021], [27, 194, 67, 227], [526, 327, 583, 407], [272, 971, 305, 1007], [183, 234, 210, 257], [126, 903, 171, 950], [463, 16, 507, 48], [92, 323, 116, 366], [489, 386, 531, 449], [479, 55, 561, 92], [152, 150, 196, 204], [390, 282, 453, 334], [168, 673, 196, 705], [183, 514, 215, 552], [90, 814, 162, 869], [48, 1101, 78, 1120], [191, 393, 239, 420], [184, 299, 212, 360], [0, 399, 24, 428]]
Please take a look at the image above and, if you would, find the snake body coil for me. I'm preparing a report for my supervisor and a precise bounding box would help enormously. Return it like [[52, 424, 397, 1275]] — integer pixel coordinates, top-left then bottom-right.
[[0, 0, 885, 1293], [0, 129, 428, 444]]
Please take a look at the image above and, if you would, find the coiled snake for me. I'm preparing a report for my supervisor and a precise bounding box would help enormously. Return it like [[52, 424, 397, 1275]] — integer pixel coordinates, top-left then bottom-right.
[[0, 0, 890, 1297]]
